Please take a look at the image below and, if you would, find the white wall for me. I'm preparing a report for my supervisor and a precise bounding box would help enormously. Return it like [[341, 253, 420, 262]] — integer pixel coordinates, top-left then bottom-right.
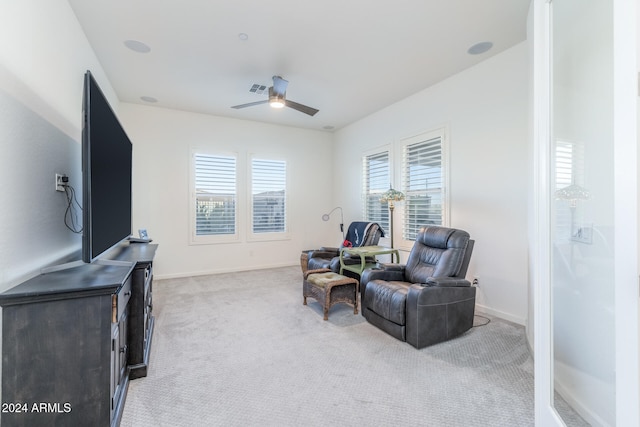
[[119, 103, 334, 278], [332, 42, 530, 324], [525, 0, 536, 352], [0, 0, 116, 289], [0, 0, 119, 406]]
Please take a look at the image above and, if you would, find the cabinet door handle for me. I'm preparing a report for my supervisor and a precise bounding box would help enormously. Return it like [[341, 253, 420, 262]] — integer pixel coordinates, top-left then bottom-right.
[[124, 291, 131, 297]]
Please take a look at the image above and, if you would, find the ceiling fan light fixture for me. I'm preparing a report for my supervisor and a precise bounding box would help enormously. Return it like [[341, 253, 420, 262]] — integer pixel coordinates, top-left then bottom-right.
[[232, 77, 318, 116], [269, 88, 286, 108], [270, 99, 285, 108]]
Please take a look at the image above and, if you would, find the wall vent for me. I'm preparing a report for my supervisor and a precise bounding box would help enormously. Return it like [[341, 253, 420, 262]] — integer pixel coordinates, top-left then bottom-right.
[[249, 84, 267, 95]]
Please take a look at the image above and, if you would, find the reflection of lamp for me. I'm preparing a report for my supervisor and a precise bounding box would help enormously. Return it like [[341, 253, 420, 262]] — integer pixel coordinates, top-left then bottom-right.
[[555, 183, 591, 247], [380, 187, 405, 248], [322, 207, 344, 240], [554, 183, 591, 209]]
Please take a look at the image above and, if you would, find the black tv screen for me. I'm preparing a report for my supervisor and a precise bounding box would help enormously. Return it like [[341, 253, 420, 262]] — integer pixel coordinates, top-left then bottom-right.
[[82, 70, 132, 263]]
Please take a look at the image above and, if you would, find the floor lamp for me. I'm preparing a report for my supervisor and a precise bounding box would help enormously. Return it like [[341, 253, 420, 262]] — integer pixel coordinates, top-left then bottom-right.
[[380, 187, 404, 248]]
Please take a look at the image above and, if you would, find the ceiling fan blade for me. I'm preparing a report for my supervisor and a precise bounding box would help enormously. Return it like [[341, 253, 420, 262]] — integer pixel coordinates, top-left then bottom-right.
[[231, 99, 269, 109], [272, 76, 289, 96], [285, 99, 319, 116]]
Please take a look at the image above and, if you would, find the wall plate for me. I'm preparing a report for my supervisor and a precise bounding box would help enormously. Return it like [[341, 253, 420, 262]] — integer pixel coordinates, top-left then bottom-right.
[[571, 223, 593, 244], [55, 174, 66, 192]]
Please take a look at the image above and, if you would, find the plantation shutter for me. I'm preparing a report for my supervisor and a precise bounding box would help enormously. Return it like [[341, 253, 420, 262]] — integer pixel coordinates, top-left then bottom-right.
[[252, 158, 286, 233], [402, 135, 443, 241], [194, 154, 236, 236], [554, 140, 584, 240], [363, 151, 390, 232]]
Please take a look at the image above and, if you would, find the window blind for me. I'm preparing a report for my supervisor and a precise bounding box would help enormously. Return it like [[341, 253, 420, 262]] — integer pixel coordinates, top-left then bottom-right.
[[402, 136, 443, 241], [363, 151, 390, 232], [554, 140, 585, 240], [252, 158, 286, 233], [194, 154, 236, 236]]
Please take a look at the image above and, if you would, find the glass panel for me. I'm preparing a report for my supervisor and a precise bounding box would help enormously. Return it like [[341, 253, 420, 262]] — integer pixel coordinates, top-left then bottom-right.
[[194, 154, 237, 235], [551, 0, 615, 424], [363, 151, 390, 231], [402, 136, 443, 240], [252, 159, 286, 233]]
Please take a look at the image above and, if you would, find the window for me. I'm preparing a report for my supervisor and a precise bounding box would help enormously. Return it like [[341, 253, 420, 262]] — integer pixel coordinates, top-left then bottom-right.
[[192, 153, 237, 241], [401, 130, 448, 243], [251, 158, 287, 234], [362, 150, 390, 232]]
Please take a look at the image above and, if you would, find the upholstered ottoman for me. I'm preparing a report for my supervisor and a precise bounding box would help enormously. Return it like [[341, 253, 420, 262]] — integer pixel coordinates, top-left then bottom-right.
[[303, 269, 359, 320]]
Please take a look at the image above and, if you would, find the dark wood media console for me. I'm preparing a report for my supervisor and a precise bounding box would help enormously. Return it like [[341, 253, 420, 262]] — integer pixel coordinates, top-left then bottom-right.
[[106, 243, 157, 380], [0, 242, 157, 427]]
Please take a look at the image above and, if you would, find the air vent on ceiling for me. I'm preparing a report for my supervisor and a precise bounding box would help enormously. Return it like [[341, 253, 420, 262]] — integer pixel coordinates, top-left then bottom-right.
[[249, 84, 268, 95]]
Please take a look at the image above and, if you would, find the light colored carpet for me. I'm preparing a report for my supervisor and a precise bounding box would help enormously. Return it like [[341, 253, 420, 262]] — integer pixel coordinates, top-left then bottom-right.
[[119, 266, 581, 427]]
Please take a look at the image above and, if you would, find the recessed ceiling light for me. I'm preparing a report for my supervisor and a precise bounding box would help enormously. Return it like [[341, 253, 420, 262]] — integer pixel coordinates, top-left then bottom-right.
[[124, 39, 151, 53], [140, 96, 158, 103], [238, 33, 249, 41], [467, 41, 493, 55]]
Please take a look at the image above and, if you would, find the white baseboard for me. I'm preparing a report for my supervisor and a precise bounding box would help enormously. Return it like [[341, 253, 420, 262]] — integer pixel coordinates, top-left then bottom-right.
[[475, 303, 526, 326], [154, 262, 299, 280]]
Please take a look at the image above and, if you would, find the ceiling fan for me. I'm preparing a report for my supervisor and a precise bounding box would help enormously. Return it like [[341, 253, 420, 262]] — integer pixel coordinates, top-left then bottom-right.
[[231, 75, 319, 117]]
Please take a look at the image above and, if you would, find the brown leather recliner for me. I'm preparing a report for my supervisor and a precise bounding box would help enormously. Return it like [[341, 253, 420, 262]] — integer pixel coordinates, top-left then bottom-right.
[[360, 225, 475, 349]]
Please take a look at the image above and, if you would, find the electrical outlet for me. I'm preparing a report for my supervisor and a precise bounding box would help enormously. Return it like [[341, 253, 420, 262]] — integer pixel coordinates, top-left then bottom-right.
[[472, 276, 480, 286], [55, 174, 66, 192]]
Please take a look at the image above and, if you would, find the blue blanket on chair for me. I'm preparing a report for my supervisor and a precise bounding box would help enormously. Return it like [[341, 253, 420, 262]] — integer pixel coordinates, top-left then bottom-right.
[[343, 222, 384, 247]]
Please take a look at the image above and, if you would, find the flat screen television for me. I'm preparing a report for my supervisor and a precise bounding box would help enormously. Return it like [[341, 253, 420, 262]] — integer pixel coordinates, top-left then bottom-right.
[[82, 70, 133, 263]]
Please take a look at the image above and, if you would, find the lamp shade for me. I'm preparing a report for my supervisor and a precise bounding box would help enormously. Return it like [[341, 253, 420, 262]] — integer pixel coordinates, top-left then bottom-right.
[[380, 187, 405, 206]]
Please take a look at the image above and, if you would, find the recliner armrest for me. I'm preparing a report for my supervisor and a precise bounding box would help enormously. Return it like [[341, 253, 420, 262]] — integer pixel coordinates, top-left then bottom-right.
[[423, 277, 471, 287], [319, 246, 340, 252], [307, 248, 339, 259], [361, 265, 406, 285], [376, 263, 405, 271]]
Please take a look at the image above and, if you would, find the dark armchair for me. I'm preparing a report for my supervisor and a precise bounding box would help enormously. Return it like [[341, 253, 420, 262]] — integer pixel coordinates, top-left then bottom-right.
[[360, 225, 475, 349], [301, 222, 384, 278]]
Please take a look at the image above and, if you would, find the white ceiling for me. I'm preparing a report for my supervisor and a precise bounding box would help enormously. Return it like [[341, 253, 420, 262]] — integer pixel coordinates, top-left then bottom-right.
[[67, 0, 531, 131]]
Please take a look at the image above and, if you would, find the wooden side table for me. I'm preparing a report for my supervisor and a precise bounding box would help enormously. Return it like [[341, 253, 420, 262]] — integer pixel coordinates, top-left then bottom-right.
[[339, 245, 400, 277]]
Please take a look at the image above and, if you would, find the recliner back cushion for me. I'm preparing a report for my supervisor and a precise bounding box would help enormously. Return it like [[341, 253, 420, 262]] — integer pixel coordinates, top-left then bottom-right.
[[405, 226, 470, 283], [416, 226, 454, 248]]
